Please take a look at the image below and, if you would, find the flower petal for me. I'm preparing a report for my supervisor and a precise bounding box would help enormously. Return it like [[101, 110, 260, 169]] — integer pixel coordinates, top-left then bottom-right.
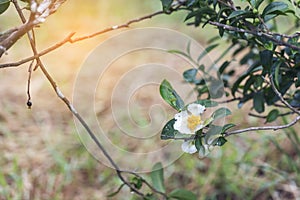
[[187, 103, 206, 115], [174, 111, 194, 134], [181, 141, 197, 154]]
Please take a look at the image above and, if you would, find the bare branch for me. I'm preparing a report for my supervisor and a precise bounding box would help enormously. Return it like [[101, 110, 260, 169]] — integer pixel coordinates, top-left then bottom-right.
[[0, 32, 75, 68], [70, 10, 166, 43], [224, 115, 300, 136]]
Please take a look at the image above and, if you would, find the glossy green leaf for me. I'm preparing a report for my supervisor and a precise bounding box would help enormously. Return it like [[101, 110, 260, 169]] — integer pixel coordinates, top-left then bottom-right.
[[260, 50, 273, 70], [211, 107, 232, 120], [227, 10, 251, 19], [150, 162, 165, 193], [255, 0, 264, 9], [0, 0, 10, 15], [160, 79, 184, 111], [271, 61, 281, 88], [160, 0, 173, 12], [266, 109, 279, 123], [183, 68, 197, 83], [205, 125, 223, 144], [262, 2, 288, 21], [253, 92, 265, 113], [194, 99, 218, 107], [131, 177, 143, 190], [221, 123, 236, 133], [195, 136, 202, 151], [212, 136, 227, 146], [262, 1, 288, 16], [161, 119, 178, 140], [231, 73, 248, 97], [169, 189, 197, 200]]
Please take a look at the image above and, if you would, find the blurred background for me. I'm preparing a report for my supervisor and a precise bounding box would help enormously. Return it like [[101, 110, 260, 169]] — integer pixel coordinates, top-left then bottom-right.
[[0, 0, 299, 199]]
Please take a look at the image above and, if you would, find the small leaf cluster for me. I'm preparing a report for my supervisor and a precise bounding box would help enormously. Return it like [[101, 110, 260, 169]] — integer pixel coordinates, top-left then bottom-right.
[[160, 0, 300, 122]]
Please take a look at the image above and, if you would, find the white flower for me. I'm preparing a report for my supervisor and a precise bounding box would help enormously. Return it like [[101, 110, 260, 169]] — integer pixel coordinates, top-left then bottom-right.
[[174, 103, 206, 134], [181, 140, 197, 154]]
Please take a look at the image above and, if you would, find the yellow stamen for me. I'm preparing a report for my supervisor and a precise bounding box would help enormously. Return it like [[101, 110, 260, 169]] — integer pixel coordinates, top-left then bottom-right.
[[187, 115, 201, 131]]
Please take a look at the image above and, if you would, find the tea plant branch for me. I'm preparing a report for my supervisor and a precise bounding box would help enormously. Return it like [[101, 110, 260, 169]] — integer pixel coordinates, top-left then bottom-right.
[[224, 75, 300, 137], [0, 3, 183, 69], [208, 21, 300, 51], [122, 170, 169, 198], [269, 75, 300, 115], [249, 111, 294, 119], [224, 115, 300, 136], [0, 32, 75, 68]]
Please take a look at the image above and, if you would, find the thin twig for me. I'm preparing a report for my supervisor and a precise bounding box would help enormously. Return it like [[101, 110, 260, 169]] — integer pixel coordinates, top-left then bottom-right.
[[248, 111, 294, 119], [70, 10, 165, 43], [26, 60, 34, 108], [269, 75, 300, 115], [0, 32, 75, 68], [122, 171, 169, 199], [208, 21, 300, 51], [224, 115, 300, 136], [0, 10, 169, 68]]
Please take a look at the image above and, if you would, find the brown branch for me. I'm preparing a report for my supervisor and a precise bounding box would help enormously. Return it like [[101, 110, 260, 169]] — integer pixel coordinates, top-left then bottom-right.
[[269, 75, 300, 115], [0, 32, 75, 68], [208, 21, 300, 51], [0, 22, 35, 57], [70, 10, 165, 43], [224, 115, 300, 136], [0, 10, 167, 68]]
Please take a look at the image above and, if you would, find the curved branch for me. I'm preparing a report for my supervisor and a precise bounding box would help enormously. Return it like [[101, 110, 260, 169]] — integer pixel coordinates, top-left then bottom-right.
[[224, 115, 300, 136], [208, 21, 300, 51]]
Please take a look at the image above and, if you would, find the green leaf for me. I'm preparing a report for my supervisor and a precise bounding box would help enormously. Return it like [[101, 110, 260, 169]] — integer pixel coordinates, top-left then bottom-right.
[[212, 136, 227, 146], [260, 50, 273, 70], [0, 0, 10, 15], [169, 189, 197, 200], [262, 2, 288, 16], [262, 2, 288, 21], [271, 61, 281, 88], [231, 73, 248, 97], [255, 0, 264, 9], [266, 109, 279, 123], [219, 61, 231, 74], [197, 44, 219, 63], [183, 68, 197, 83], [161, 119, 178, 140], [195, 136, 202, 151], [150, 162, 165, 193], [131, 177, 143, 190], [253, 91, 265, 113], [107, 183, 126, 197], [160, 79, 184, 111], [227, 10, 251, 19], [211, 107, 232, 120], [205, 125, 223, 144], [160, 0, 173, 12], [194, 99, 218, 107], [221, 123, 236, 133]]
